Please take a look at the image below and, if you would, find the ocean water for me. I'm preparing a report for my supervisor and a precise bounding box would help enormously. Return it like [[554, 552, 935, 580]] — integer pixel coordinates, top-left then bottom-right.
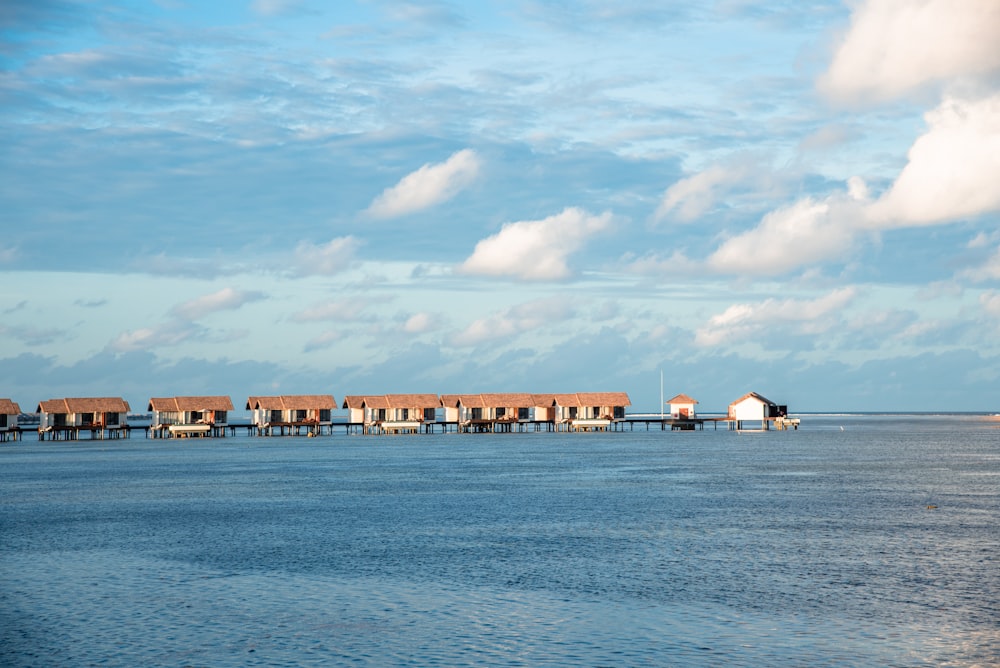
[[1, 414, 998, 667]]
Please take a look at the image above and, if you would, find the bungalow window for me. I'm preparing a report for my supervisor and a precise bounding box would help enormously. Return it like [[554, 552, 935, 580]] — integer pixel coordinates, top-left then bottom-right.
[[216, 410, 227, 423], [423, 407, 435, 421], [190, 411, 204, 422], [54, 414, 67, 427], [471, 407, 483, 420], [400, 408, 409, 420], [0, 414, 7, 428], [518, 407, 530, 420], [613, 406, 625, 419], [319, 409, 331, 422], [269, 409, 282, 423], [106, 413, 120, 426], [81, 412, 96, 426], [496, 407, 506, 418], [376, 408, 386, 421], [592, 406, 600, 418], [295, 409, 308, 421], [568, 407, 578, 419]]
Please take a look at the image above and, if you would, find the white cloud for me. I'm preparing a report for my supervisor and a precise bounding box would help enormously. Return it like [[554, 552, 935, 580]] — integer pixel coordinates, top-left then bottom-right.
[[867, 95, 1000, 227], [452, 297, 575, 347], [457, 207, 613, 280], [402, 312, 437, 333], [820, 0, 1000, 104], [365, 149, 481, 219], [981, 291, 1000, 318], [292, 236, 360, 276], [695, 287, 858, 347], [170, 288, 266, 321], [707, 182, 866, 276], [654, 165, 746, 223]]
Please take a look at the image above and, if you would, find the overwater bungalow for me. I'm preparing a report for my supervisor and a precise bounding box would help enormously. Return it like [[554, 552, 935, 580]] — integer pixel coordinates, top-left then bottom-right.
[[443, 393, 537, 432], [342, 394, 438, 434], [384, 394, 440, 433], [1, 398, 22, 442], [552, 392, 631, 431], [246, 395, 336, 436], [37, 397, 131, 440], [148, 396, 234, 438], [727, 391, 787, 430], [667, 393, 699, 419]]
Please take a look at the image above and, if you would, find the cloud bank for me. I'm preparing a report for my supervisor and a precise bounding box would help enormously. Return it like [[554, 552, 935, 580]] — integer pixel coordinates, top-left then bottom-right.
[[820, 0, 1000, 104]]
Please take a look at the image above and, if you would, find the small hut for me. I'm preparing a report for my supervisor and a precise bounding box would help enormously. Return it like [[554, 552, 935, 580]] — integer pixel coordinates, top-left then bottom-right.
[[0, 398, 22, 441], [667, 393, 699, 419], [727, 392, 786, 430]]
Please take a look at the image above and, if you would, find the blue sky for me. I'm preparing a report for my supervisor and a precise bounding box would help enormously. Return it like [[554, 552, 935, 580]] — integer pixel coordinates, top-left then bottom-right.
[[2, 0, 1000, 413]]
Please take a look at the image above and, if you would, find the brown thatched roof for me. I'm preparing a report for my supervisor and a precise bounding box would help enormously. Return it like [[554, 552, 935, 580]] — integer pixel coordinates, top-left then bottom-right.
[[342, 395, 366, 409], [552, 392, 631, 407], [667, 393, 698, 404], [385, 394, 439, 409], [38, 397, 131, 414], [148, 396, 234, 412], [360, 396, 390, 409], [531, 393, 557, 406], [247, 395, 336, 410], [479, 393, 535, 408], [0, 398, 21, 414]]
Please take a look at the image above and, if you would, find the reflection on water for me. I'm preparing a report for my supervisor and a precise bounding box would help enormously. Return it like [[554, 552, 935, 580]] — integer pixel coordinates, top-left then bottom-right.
[[2, 415, 998, 666]]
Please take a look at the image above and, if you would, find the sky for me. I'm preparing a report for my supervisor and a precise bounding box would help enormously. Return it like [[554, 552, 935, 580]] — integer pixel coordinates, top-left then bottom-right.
[[2, 0, 1000, 414]]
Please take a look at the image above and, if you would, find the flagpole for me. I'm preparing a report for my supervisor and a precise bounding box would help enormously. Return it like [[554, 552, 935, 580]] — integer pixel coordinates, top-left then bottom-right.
[[660, 369, 664, 420]]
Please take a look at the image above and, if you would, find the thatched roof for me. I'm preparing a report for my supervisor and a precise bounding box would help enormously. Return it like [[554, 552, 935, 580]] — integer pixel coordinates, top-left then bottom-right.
[[385, 394, 440, 409], [247, 395, 336, 410], [148, 396, 234, 412], [552, 392, 631, 407], [479, 393, 535, 408], [0, 398, 21, 414], [667, 393, 698, 404], [38, 397, 131, 414]]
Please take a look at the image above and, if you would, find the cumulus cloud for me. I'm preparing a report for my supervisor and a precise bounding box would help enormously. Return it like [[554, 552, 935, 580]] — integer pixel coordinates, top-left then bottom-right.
[[654, 163, 758, 223], [820, 0, 1000, 104], [707, 181, 867, 276], [292, 236, 360, 276], [867, 95, 1000, 226], [695, 287, 858, 347], [452, 297, 575, 347], [170, 288, 266, 321], [457, 207, 613, 280], [365, 149, 480, 219]]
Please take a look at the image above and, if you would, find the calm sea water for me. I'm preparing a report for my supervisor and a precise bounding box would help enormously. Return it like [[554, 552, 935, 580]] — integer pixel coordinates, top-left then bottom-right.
[[2, 415, 998, 667]]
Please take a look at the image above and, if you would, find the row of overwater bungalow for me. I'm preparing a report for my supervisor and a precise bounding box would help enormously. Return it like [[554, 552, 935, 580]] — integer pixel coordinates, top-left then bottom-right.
[[0, 390, 793, 442]]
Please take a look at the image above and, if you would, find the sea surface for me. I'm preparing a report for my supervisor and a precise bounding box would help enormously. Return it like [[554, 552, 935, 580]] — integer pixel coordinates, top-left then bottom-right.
[[2, 414, 998, 667]]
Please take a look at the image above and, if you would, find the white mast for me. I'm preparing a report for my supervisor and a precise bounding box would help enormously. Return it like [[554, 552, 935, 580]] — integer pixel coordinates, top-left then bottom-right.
[[660, 368, 664, 420]]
